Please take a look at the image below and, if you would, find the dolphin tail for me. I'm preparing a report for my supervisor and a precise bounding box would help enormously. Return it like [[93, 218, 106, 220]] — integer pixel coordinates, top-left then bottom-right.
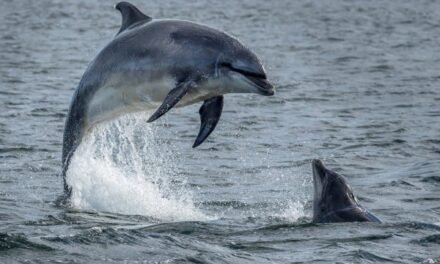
[[193, 96, 223, 148]]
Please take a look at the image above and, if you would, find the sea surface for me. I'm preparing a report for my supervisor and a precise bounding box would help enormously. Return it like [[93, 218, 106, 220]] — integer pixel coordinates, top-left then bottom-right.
[[1, 0, 439, 263]]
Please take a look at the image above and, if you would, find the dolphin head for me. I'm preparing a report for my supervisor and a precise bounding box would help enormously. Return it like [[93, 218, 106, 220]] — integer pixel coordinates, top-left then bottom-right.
[[215, 47, 274, 96], [168, 23, 274, 97], [312, 159, 367, 223]]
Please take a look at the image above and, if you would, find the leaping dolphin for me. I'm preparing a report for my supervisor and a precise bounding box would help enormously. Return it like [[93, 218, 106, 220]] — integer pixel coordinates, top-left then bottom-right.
[[62, 2, 274, 191]]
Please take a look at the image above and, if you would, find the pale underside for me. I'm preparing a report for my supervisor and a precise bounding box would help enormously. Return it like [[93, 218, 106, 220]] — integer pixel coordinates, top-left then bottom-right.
[[84, 73, 227, 131]]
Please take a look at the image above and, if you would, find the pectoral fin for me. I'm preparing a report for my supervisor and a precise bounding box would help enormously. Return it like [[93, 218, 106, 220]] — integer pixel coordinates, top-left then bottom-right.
[[147, 80, 193, 123], [193, 96, 224, 148]]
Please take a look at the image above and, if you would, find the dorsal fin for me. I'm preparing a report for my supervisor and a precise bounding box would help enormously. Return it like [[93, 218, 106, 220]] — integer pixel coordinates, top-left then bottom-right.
[[115, 2, 152, 35]]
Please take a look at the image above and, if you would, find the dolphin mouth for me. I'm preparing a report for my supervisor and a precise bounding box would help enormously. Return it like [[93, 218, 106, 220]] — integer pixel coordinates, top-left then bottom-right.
[[223, 62, 274, 96], [244, 75, 275, 96]]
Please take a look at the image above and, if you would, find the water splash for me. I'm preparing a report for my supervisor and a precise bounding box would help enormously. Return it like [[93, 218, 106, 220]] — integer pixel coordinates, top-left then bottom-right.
[[274, 165, 312, 222], [279, 200, 309, 222], [66, 113, 209, 221]]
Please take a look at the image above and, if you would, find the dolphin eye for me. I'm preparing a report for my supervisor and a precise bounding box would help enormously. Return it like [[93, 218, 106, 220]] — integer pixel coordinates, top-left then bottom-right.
[[349, 193, 355, 200]]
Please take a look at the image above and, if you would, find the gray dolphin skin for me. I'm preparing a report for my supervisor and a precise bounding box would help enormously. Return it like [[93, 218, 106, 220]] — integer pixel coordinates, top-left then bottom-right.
[[61, 2, 274, 191], [312, 159, 381, 223]]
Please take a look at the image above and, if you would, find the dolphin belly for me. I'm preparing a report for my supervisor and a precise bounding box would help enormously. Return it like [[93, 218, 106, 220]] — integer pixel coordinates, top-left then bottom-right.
[[85, 74, 174, 127], [85, 74, 216, 128]]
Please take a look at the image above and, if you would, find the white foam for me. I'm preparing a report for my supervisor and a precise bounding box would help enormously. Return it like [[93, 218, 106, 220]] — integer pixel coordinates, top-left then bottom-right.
[[273, 166, 312, 223], [279, 200, 308, 222], [66, 113, 209, 221]]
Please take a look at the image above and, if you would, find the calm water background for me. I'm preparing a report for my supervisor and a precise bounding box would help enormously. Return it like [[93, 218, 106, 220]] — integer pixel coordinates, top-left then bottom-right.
[[1, 0, 440, 263]]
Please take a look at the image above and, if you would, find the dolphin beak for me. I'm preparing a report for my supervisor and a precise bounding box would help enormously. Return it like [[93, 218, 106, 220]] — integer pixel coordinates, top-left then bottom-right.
[[244, 75, 275, 96], [312, 159, 326, 218], [312, 159, 326, 182]]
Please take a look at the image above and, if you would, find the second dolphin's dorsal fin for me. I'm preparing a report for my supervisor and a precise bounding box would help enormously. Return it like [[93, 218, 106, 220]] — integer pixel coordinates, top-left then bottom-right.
[[115, 2, 152, 35]]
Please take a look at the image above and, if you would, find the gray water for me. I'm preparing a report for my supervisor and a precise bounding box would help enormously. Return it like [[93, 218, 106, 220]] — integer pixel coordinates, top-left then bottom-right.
[[1, 0, 440, 263]]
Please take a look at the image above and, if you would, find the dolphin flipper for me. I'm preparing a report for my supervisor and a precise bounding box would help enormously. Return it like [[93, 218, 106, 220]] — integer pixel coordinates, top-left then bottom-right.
[[147, 81, 194, 122], [193, 96, 223, 148], [364, 210, 382, 223], [115, 2, 152, 35]]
